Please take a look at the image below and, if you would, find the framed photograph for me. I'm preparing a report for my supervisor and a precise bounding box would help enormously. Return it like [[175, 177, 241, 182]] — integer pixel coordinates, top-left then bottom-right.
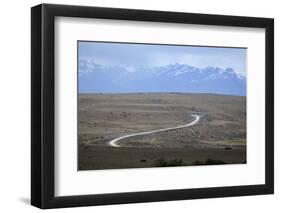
[[31, 4, 274, 209]]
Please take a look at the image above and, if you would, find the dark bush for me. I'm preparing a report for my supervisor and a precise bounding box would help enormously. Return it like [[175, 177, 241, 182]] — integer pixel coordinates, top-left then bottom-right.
[[192, 160, 204, 165], [155, 158, 185, 167], [155, 159, 168, 167], [169, 159, 184, 166], [192, 158, 226, 166], [205, 158, 225, 165]]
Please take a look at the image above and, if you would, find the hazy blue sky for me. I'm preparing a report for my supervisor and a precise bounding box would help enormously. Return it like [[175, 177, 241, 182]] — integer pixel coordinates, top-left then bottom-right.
[[78, 41, 247, 76]]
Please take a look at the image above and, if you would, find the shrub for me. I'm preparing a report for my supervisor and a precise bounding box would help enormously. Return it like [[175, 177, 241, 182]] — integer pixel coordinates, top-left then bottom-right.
[[205, 158, 225, 165], [155, 158, 185, 167], [169, 159, 184, 166], [192, 160, 204, 165], [192, 158, 226, 166]]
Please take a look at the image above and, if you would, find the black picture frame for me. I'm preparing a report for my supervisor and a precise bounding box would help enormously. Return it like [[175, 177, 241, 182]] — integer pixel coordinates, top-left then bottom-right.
[[31, 3, 274, 209]]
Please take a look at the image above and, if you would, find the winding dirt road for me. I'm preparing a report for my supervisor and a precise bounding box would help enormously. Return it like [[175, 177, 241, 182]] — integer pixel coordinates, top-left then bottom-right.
[[108, 114, 200, 147]]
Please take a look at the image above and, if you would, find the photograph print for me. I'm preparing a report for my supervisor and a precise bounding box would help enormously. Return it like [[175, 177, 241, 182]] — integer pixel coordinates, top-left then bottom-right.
[[78, 41, 247, 170]]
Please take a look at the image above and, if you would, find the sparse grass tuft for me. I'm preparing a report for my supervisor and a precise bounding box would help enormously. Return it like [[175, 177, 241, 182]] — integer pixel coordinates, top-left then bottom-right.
[[192, 160, 203, 165], [192, 158, 226, 166], [155, 158, 185, 167], [205, 158, 226, 165]]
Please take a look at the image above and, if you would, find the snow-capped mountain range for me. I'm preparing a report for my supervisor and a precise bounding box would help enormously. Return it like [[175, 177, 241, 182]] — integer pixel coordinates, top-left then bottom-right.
[[79, 59, 246, 96]]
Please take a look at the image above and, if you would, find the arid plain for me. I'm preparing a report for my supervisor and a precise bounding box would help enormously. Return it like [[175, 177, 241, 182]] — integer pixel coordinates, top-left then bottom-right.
[[78, 93, 246, 170]]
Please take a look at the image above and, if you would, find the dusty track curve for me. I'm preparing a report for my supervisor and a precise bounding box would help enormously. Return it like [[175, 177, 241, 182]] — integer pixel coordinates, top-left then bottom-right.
[[108, 114, 200, 147]]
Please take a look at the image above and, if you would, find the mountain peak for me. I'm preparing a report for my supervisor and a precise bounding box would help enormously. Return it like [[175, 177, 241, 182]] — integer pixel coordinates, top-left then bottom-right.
[[79, 60, 246, 96], [225, 67, 234, 73]]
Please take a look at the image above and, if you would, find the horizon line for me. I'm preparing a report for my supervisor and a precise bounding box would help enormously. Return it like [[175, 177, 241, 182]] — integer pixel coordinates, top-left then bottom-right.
[[78, 92, 246, 97]]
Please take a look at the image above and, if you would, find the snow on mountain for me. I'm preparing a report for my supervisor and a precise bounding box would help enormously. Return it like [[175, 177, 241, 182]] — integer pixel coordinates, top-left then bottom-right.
[[79, 59, 99, 75], [79, 59, 246, 96]]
